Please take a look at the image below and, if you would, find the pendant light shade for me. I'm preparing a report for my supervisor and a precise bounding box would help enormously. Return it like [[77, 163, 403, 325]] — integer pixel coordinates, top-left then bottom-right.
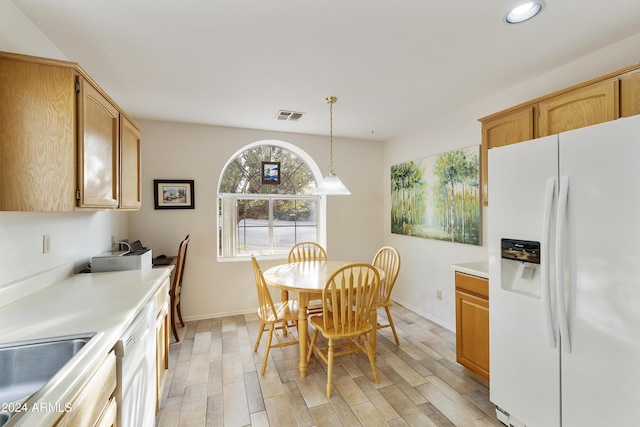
[[314, 174, 351, 195], [314, 96, 351, 196]]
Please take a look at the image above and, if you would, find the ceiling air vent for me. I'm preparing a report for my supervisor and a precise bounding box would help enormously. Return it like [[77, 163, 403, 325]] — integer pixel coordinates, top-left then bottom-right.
[[276, 110, 305, 121]]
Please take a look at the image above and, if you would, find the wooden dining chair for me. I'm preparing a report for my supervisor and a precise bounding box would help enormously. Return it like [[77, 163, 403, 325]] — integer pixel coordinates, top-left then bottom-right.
[[170, 234, 191, 342], [251, 256, 300, 375], [372, 246, 401, 345], [286, 242, 327, 313], [288, 241, 327, 263], [307, 263, 380, 397]]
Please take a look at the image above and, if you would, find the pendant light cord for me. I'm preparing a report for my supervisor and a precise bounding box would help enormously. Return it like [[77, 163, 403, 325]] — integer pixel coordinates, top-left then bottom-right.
[[314, 95, 350, 195], [326, 96, 337, 176]]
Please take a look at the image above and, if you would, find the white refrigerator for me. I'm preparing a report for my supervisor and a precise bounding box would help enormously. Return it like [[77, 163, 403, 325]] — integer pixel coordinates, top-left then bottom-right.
[[488, 114, 640, 427]]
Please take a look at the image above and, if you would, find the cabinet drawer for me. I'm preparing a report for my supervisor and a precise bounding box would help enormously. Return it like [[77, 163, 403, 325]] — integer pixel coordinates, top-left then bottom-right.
[[455, 272, 488, 299]]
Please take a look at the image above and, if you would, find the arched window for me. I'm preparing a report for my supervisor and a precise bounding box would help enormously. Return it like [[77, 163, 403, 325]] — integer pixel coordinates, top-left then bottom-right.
[[217, 140, 324, 259]]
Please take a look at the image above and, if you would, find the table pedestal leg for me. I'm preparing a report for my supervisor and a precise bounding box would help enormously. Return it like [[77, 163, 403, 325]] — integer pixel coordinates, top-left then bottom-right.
[[297, 292, 309, 377]]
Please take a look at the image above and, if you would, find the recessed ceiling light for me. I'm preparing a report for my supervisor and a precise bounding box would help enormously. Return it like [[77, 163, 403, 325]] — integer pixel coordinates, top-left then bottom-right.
[[505, 1, 545, 24]]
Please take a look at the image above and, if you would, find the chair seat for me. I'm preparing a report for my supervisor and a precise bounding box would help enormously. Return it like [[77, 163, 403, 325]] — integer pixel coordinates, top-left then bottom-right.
[[259, 300, 299, 323], [309, 314, 373, 339]]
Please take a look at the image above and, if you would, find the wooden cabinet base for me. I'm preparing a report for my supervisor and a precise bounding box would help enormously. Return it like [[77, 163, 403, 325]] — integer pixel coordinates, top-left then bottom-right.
[[455, 272, 489, 382]]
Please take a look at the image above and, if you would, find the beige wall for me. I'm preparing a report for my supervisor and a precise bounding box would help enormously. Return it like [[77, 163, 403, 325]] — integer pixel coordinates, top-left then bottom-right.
[[0, 0, 65, 59], [128, 120, 383, 320], [384, 32, 640, 329]]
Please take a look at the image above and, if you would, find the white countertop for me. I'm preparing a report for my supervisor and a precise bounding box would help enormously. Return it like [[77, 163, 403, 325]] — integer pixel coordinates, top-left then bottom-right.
[[450, 261, 489, 279], [0, 265, 170, 426]]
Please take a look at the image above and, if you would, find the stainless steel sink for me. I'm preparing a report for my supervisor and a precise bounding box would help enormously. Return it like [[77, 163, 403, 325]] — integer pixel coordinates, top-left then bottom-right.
[[0, 332, 96, 424]]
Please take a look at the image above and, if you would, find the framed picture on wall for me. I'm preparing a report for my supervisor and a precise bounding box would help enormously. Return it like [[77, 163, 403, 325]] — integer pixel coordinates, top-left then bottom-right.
[[154, 179, 195, 209], [390, 145, 481, 245], [261, 161, 280, 185]]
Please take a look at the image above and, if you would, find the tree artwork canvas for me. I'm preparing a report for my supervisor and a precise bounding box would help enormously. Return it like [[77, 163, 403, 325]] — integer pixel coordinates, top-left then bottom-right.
[[391, 146, 481, 245]]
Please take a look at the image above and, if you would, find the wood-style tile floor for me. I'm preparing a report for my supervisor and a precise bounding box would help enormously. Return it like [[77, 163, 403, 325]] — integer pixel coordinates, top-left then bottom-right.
[[156, 303, 502, 427]]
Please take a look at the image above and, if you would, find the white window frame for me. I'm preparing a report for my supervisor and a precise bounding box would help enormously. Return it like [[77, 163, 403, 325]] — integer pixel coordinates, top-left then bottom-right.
[[217, 140, 326, 261]]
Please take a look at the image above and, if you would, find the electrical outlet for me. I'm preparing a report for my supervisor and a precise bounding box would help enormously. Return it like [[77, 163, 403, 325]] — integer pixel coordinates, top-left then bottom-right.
[[437, 290, 443, 301], [43, 234, 51, 254]]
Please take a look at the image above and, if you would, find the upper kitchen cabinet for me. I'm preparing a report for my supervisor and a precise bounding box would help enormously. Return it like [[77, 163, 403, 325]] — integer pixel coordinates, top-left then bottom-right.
[[119, 115, 142, 210], [77, 76, 120, 209], [480, 106, 535, 205], [0, 51, 141, 212], [620, 69, 640, 117], [480, 62, 640, 205], [0, 54, 77, 211], [537, 78, 618, 137]]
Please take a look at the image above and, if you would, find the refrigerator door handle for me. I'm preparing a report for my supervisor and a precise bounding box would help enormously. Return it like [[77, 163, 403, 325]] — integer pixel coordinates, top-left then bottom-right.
[[556, 175, 571, 353], [542, 177, 557, 348]]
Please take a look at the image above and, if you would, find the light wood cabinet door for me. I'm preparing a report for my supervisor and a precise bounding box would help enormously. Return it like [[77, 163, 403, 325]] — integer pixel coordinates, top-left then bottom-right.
[[480, 106, 535, 205], [0, 55, 77, 211], [120, 115, 142, 209], [93, 397, 117, 427], [155, 304, 169, 411], [54, 351, 117, 427], [620, 69, 640, 117], [455, 272, 489, 382], [155, 277, 170, 411], [77, 77, 120, 208], [538, 78, 619, 137]]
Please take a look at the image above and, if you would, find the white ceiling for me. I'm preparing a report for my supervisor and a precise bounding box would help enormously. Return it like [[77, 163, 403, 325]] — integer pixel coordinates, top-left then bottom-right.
[[11, 0, 640, 142]]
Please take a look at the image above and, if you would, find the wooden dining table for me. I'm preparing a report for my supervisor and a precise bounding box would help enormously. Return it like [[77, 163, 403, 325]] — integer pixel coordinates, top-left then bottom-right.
[[262, 260, 384, 377]]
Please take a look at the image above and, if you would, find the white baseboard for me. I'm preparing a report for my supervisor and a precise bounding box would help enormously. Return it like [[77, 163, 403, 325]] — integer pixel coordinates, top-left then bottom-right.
[[391, 296, 455, 332]]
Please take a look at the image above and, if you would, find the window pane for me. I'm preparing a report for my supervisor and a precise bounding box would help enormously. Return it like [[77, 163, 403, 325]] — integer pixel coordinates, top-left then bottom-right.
[[236, 200, 270, 256], [273, 199, 318, 253], [273, 199, 317, 225], [295, 226, 318, 242], [272, 226, 297, 253]]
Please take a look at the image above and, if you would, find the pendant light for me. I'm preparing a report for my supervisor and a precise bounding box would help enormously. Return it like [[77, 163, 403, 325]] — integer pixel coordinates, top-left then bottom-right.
[[314, 96, 351, 195]]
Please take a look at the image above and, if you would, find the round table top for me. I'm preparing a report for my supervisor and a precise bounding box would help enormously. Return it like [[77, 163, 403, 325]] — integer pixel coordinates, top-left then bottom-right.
[[263, 260, 384, 292]]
